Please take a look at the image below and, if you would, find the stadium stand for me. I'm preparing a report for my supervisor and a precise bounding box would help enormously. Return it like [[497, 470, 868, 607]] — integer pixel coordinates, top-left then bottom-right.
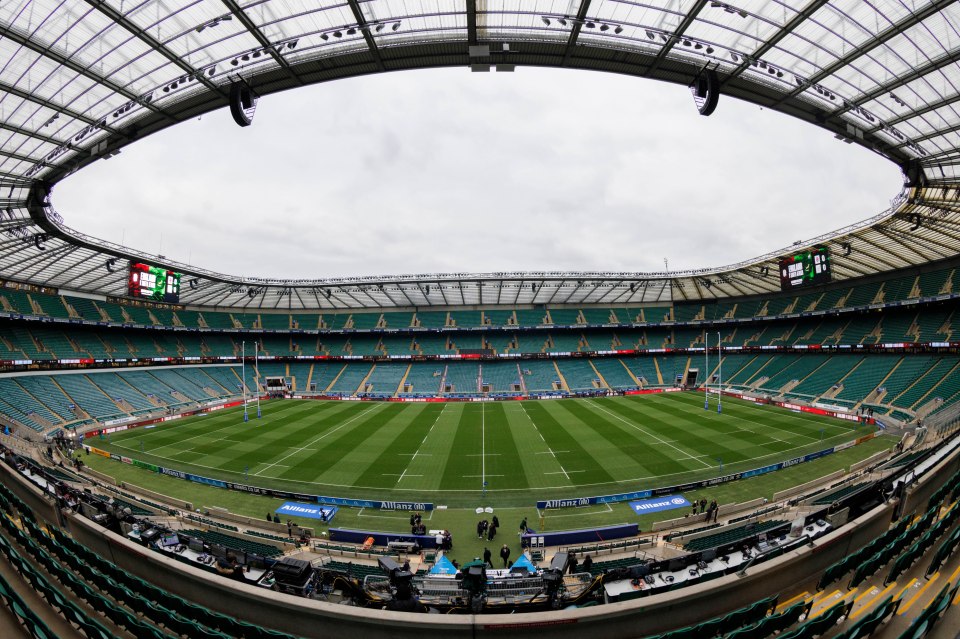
[[443, 362, 479, 394], [362, 363, 408, 396]]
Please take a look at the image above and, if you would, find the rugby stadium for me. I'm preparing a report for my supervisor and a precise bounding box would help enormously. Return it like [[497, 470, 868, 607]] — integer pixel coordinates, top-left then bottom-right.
[[2, 1, 960, 638]]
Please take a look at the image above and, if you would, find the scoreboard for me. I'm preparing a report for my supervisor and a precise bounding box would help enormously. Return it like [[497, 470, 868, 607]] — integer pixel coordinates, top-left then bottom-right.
[[128, 262, 181, 302], [779, 246, 831, 291]]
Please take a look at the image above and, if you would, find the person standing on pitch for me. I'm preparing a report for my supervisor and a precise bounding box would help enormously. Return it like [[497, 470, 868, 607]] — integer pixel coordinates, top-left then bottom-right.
[[519, 517, 528, 535], [487, 521, 497, 542], [500, 544, 511, 568], [483, 547, 493, 568]]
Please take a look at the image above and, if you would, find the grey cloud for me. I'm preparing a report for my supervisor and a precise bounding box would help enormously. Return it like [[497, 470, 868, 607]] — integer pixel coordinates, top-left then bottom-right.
[[55, 68, 899, 280]]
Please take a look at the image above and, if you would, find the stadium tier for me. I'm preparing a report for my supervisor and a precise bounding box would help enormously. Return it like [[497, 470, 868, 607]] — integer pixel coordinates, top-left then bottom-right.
[[4, 264, 960, 336]]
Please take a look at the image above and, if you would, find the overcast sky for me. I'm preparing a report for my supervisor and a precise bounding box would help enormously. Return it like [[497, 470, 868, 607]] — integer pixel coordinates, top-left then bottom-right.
[[55, 67, 901, 280]]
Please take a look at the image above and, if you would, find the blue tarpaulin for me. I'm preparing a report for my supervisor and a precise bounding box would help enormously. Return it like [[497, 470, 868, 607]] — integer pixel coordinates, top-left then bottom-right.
[[275, 502, 338, 522], [429, 555, 457, 575], [511, 553, 537, 573]]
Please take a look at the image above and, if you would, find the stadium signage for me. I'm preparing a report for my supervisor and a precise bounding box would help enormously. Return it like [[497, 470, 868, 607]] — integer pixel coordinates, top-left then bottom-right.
[[379, 501, 429, 511], [543, 498, 591, 508], [275, 502, 337, 521], [629, 496, 690, 515], [103, 456, 435, 510], [539, 446, 840, 509]]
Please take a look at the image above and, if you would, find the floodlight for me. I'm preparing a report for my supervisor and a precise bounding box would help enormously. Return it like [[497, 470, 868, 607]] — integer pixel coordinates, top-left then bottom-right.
[[392, 21, 401, 31], [542, 17, 551, 26], [347, 27, 356, 35], [600, 24, 609, 31], [333, 31, 342, 37], [614, 25, 623, 34]]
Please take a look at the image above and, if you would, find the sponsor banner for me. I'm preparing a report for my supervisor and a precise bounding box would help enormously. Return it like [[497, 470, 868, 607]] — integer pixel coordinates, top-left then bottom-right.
[[538, 447, 841, 509], [109, 453, 122, 461], [629, 495, 690, 515], [85, 446, 110, 458], [102, 425, 130, 434], [623, 387, 683, 396], [159, 467, 186, 479], [538, 490, 653, 509], [377, 500, 432, 511], [102, 415, 136, 427], [833, 439, 855, 452], [120, 456, 132, 465], [132, 459, 158, 472], [741, 464, 780, 479], [185, 473, 227, 488], [146, 465, 432, 510], [595, 490, 653, 504], [814, 402, 849, 413], [803, 448, 835, 463], [276, 502, 338, 521]]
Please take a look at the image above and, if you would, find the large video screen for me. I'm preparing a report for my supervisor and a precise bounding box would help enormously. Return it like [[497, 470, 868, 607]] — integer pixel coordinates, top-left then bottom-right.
[[128, 262, 181, 302], [779, 246, 831, 292]]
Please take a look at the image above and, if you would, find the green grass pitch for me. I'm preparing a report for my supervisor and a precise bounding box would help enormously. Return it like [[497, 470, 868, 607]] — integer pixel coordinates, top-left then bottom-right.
[[98, 392, 876, 507]]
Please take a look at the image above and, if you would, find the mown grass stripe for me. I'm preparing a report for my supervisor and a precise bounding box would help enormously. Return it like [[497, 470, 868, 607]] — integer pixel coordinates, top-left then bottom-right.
[[483, 402, 529, 490], [352, 403, 446, 488], [522, 401, 616, 485]]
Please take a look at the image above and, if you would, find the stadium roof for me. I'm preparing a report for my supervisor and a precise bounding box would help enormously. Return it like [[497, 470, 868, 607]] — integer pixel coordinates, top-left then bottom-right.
[[2, 0, 960, 310]]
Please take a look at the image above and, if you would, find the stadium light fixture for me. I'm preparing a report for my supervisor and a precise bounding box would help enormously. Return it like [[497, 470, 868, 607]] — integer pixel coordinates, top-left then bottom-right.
[[542, 17, 551, 26], [392, 21, 401, 31]]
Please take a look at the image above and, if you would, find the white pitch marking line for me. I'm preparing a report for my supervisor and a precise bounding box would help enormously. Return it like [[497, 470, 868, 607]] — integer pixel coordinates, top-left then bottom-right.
[[589, 400, 713, 469], [132, 400, 320, 453], [396, 405, 445, 485], [463, 474, 504, 478], [518, 403, 576, 481], [481, 402, 486, 489], [660, 392, 845, 440], [253, 404, 381, 476]]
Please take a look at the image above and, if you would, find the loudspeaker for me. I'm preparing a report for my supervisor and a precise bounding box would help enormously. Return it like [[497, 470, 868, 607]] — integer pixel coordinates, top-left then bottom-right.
[[691, 69, 720, 116], [229, 82, 258, 127], [902, 160, 927, 188]]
